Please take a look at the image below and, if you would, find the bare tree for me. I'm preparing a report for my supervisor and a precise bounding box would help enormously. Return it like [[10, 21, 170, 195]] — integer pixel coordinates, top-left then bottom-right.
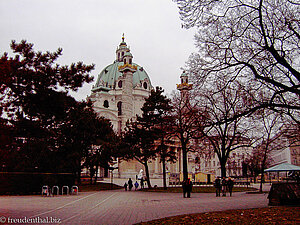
[[250, 109, 285, 192], [171, 91, 206, 181], [194, 77, 255, 178], [174, 0, 300, 122]]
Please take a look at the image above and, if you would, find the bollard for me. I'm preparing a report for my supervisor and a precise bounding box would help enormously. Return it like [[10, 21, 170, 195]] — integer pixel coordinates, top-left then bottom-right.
[[71, 186, 79, 195], [52, 186, 59, 196], [62, 186, 69, 195], [42, 185, 49, 197]]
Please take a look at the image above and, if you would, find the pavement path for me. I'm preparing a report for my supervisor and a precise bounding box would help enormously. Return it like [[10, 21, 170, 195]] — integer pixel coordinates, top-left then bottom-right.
[[0, 189, 268, 225]]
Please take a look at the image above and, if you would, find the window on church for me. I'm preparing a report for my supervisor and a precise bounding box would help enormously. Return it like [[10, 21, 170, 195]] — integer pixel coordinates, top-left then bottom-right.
[[124, 59, 126, 64], [129, 58, 132, 64], [103, 100, 109, 108], [143, 82, 147, 89], [117, 101, 122, 116], [118, 80, 122, 88]]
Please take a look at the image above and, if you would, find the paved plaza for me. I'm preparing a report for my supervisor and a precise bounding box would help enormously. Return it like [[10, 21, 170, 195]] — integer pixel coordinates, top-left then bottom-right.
[[0, 184, 269, 225]]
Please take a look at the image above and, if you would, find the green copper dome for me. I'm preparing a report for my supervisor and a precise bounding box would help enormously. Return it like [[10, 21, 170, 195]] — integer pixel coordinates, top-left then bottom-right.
[[92, 61, 152, 92]]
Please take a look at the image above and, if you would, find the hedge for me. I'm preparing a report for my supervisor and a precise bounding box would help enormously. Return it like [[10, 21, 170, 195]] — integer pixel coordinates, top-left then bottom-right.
[[0, 172, 74, 195]]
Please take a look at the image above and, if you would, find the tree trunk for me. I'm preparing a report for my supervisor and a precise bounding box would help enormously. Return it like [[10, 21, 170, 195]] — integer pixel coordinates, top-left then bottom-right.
[[89, 167, 95, 185], [182, 143, 188, 181], [77, 168, 81, 184], [260, 149, 268, 192], [94, 165, 99, 185], [259, 171, 264, 192], [220, 161, 227, 178], [162, 155, 167, 189], [144, 162, 152, 188], [259, 161, 266, 192]]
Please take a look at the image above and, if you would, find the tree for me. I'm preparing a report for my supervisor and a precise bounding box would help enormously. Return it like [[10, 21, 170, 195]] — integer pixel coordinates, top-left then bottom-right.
[[194, 77, 255, 178], [0, 40, 94, 122], [171, 91, 206, 181], [57, 102, 116, 183], [0, 40, 95, 173], [175, 0, 299, 123], [142, 87, 175, 189], [251, 109, 285, 192], [83, 116, 118, 184], [121, 120, 158, 188], [120, 87, 174, 188]]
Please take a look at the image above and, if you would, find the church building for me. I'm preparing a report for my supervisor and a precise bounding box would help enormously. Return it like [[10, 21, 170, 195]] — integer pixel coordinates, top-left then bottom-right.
[[88, 35, 153, 134], [88, 36, 156, 178], [88, 36, 222, 181]]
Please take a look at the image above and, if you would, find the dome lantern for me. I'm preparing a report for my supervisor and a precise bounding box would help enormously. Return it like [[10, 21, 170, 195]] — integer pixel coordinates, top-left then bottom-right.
[[92, 36, 152, 93], [116, 34, 130, 62]]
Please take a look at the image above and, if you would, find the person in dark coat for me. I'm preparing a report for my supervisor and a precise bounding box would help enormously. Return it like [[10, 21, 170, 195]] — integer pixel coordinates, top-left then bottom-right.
[[128, 178, 133, 191], [221, 177, 227, 196], [214, 177, 221, 197], [124, 182, 128, 191], [227, 177, 234, 196], [186, 178, 193, 198], [140, 177, 144, 189], [182, 179, 187, 198], [182, 178, 193, 198], [134, 181, 139, 190]]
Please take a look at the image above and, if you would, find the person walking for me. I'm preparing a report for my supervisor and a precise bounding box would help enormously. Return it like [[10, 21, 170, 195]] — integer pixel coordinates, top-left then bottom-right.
[[227, 177, 234, 197], [221, 177, 227, 196], [214, 177, 221, 197], [128, 178, 133, 191], [124, 182, 128, 191], [134, 181, 139, 190]]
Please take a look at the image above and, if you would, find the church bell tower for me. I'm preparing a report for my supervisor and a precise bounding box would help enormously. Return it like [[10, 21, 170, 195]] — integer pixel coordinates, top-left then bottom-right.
[[177, 71, 193, 110]]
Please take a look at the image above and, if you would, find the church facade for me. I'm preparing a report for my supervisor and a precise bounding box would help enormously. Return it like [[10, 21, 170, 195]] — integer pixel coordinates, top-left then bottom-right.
[[88, 36, 157, 178]]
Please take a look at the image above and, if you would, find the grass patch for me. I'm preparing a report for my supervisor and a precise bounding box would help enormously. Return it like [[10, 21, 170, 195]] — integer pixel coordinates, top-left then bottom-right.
[[78, 182, 122, 192], [137, 206, 300, 224], [140, 186, 257, 193]]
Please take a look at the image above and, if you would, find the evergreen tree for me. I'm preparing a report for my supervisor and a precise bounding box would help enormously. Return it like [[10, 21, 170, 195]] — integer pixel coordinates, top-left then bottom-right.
[[141, 87, 175, 189], [0, 40, 98, 173], [120, 87, 173, 188]]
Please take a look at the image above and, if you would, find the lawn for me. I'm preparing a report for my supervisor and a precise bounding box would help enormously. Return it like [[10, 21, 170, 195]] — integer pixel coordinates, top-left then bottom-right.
[[137, 206, 300, 225], [78, 182, 122, 192]]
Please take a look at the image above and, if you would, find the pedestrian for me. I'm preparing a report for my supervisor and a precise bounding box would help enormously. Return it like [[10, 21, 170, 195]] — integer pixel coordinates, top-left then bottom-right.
[[182, 178, 193, 198], [134, 181, 139, 190], [128, 178, 133, 191], [182, 179, 187, 198], [186, 178, 193, 198], [124, 182, 128, 191], [140, 177, 144, 189], [214, 177, 221, 197], [222, 177, 227, 196], [227, 177, 234, 197]]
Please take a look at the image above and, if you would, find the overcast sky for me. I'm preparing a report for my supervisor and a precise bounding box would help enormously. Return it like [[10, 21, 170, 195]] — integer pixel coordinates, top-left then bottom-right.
[[0, 0, 196, 100]]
